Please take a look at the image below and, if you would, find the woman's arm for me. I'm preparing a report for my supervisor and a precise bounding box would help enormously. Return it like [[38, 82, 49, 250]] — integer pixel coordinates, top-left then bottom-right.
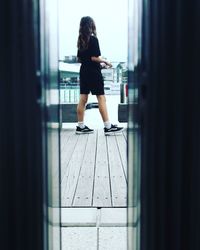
[[91, 56, 112, 68]]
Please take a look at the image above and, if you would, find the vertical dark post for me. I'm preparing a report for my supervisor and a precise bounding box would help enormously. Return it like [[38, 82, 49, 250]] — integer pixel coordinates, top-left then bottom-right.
[[0, 1, 44, 250], [140, 1, 200, 250]]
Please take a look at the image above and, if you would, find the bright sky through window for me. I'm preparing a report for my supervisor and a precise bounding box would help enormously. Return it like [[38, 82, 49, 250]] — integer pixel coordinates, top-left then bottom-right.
[[58, 0, 128, 62]]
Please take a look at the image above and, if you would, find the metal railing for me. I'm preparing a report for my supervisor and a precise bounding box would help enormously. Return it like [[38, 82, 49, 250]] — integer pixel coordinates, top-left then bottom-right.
[[60, 83, 80, 103]]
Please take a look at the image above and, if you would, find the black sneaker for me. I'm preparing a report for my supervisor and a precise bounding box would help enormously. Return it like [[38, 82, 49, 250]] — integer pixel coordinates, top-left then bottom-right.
[[104, 124, 124, 135], [76, 125, 94, 134]]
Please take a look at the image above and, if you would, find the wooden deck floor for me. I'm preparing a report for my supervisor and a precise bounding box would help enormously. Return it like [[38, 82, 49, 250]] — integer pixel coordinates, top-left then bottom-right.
[[61, 129, 127, 208]]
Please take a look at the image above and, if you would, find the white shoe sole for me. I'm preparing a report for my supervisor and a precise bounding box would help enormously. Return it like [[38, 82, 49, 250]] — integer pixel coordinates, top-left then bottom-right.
[[104, 128, 124, 136], [76, 131, 94, 134]]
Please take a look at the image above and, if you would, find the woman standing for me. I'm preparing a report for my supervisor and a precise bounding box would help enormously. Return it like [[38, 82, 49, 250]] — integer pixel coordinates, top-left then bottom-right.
[[76, 16, 123, 135]]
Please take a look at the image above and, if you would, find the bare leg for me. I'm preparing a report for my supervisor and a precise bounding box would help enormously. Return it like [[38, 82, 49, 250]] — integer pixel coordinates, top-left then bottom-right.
[[96, 95, 109, 122], [77, 94, 88, 122]]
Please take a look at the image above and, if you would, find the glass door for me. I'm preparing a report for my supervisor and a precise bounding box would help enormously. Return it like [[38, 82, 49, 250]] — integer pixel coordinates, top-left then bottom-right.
[[40, 0, 61, 249], [128, 0, 142, 249]]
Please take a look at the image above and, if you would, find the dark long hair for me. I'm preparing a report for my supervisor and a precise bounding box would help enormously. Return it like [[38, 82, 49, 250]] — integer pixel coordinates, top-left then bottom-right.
[[77, 16, 97, 51]]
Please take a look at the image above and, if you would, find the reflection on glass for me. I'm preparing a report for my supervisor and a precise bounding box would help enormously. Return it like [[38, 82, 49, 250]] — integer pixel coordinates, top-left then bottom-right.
[[40, 0, 61, 249], [128, 0, 142, 249]]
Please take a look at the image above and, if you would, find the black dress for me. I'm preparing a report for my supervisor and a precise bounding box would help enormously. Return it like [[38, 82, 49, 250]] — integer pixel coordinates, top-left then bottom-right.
[[77, 36, 104, 95]]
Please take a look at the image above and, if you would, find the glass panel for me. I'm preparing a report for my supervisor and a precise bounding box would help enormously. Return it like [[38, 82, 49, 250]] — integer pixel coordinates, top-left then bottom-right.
[[128, 0, 142, 249], [58, 0, 129, 249], [40, 0, 61, 249]]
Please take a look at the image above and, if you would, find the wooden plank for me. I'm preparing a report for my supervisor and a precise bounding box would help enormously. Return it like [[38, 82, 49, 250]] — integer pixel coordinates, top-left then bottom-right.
[[122, 129, 127, 141], [52, 129, 73, 182], [60, 129, 74, 151], [93, 130, 112, 207], [73, 131, 97, 207], [61, 134, 88, 206], [106, 135, 127, 207], [115, 134, 128, 179], [61, 131, 79, 182]]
